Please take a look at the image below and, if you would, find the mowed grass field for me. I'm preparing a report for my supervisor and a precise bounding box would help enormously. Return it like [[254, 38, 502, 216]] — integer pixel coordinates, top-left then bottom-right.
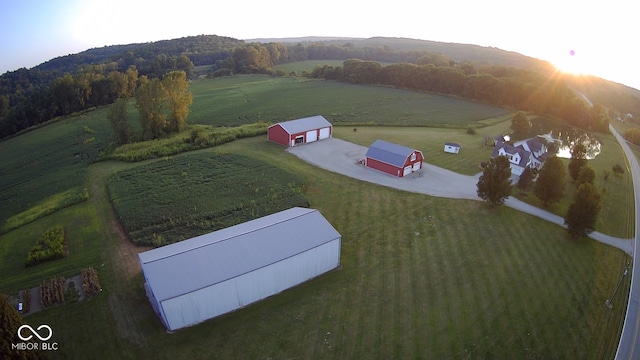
[[21, 137, 630, 359]]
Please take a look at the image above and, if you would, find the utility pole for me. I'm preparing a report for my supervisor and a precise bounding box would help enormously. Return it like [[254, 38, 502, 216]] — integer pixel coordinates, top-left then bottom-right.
[[606, 261, 632, 309]]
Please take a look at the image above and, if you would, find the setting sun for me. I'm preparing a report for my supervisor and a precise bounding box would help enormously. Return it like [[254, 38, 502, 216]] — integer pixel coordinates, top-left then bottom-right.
[[551, 49, 592, 76]]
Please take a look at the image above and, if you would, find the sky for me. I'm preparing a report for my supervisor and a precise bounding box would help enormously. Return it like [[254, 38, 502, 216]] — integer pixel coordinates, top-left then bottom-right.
[[1, 0, 638, 90]]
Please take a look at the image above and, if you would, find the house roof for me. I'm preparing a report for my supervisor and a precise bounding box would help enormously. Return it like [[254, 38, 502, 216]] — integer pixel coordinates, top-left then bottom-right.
[[365, 139, 421, 167], [269, 115, 332, 135], [445, 142, 461, 148], [514, 137, 545, 154], [492, 141, 532, 168], [139, 207, 341, 302]]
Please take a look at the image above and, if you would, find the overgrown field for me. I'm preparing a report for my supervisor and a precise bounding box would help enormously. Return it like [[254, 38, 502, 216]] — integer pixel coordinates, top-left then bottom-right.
[[26, 137, 629, 359], [188, 75, 510, 127], [107, 152, 309, 246]]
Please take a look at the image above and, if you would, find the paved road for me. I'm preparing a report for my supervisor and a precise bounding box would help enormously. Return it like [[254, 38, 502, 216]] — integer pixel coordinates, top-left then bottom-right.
[[288, 138, 633, 256], [613, 124, 640, 360]]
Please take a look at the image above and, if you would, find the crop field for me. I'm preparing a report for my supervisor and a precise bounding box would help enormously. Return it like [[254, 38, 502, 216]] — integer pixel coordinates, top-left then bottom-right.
[[107, 152, 309, 246], [188, 75, 510, 127]]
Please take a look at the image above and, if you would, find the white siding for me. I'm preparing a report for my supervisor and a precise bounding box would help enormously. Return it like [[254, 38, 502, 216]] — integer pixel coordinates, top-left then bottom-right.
[[160, 239, 341, 331]]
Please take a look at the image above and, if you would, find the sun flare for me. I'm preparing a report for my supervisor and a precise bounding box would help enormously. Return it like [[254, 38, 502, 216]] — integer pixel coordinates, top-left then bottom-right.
[[552, 49, 591, 76]]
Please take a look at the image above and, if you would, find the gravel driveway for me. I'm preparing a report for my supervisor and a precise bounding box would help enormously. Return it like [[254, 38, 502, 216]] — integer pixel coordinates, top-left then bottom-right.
[[287, 138, 632, 255], [287, 138, 481, 200]]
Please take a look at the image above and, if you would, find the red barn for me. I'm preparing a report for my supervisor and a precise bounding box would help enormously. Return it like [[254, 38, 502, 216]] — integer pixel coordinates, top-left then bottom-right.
[[365, 139, 424, 177], [267, 115, 333, 147]]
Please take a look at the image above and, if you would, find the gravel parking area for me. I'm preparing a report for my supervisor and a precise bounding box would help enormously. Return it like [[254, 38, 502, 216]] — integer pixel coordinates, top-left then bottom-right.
[[287, 138, 481, 200]]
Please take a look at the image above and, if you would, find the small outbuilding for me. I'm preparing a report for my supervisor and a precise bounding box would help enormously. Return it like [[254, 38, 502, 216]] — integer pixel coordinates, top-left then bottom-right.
[[139, 207, 341, 331], [444, 142, 462, 154], [267, 115, 333, 147], [364, 139, 424, 177]]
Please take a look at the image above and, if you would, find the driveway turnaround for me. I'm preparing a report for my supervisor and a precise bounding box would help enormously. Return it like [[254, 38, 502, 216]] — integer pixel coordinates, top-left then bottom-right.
[[287, 138, 633, 255]]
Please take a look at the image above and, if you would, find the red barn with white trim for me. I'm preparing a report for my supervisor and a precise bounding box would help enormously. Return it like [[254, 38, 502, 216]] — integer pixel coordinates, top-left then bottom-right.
[[268, 115, 332, 147], [365, 139, 424, 177]]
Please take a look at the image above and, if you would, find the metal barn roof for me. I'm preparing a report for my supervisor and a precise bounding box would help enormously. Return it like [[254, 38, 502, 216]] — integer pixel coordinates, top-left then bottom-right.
[[271, 115, 332, 135], [365, 139, 419, 167], [139, 207, 341, 302]]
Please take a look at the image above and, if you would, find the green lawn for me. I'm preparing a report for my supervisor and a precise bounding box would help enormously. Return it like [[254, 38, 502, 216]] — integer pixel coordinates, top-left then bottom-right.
[[0, 202, 103, 294], [21, 136, 629, 359], [334, 118, 513, 175]]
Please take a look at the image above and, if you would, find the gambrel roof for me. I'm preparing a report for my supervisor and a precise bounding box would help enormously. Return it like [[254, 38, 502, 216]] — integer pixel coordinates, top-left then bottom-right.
[[365, 139, 422, 167]]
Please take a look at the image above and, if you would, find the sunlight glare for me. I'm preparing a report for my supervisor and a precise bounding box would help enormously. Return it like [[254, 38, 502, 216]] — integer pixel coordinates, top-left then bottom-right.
[[552, 49, 591, 76]]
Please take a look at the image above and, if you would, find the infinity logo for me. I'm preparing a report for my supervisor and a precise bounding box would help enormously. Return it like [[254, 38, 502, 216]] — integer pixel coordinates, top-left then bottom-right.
[[17, 324, 53, 341]]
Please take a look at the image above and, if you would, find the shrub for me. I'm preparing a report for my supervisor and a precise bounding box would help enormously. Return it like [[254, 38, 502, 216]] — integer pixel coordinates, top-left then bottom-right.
[[25, 225, 66, 267], [466, 126, 477, 135], [81, 267, 102, 298], [612, 164, 625, 175]]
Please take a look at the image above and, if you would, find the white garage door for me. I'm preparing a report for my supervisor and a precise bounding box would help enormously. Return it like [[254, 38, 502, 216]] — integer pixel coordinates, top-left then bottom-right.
[[306, 130, 318, 143], [403, 165, 412, 176], [413, 162, 421, 171], [319, 127, 331, 140]]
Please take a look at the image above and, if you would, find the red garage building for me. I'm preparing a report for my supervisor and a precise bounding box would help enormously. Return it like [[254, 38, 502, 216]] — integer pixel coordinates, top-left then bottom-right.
[[365, 139, 424, 177], [267, 115, 333, 147]]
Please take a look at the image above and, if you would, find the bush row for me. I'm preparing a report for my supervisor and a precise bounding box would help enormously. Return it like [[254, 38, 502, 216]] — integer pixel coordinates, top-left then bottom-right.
[[81, 267, 102, 298]]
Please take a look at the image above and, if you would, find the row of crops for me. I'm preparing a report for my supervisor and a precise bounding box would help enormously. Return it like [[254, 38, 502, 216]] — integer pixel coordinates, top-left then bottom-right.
[[107, 152, 310, 246]]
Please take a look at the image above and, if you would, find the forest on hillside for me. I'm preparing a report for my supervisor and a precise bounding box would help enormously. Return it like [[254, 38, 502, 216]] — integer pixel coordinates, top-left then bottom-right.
[[0, 35, 638, 139]]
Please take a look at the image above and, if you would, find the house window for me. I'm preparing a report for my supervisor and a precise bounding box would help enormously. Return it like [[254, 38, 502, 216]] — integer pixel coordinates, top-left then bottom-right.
[[410, 153, 416, 161]]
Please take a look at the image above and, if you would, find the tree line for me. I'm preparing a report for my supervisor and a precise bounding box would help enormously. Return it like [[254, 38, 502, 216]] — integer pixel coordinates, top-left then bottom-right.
[[0, 38, 619, 139], [309, 59, 611, 133]]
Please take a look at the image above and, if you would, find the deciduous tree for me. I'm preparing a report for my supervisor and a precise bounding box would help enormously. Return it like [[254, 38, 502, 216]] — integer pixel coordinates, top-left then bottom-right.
[[576, 165, 595, 186], [477, 155, 512, 206], [511, 111, 531, 133], [1, 293, 42, 359], [108, 98, 133, 145], [564, 183, 602, 237], [568, 143, 587, 181], [534, 155, 566, 206], [517, 166, 535, 190], [135, 76, 167, 140], [162, 71, 192, 134]]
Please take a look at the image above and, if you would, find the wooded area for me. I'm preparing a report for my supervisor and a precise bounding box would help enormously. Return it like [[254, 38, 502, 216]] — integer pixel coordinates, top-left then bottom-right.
[[1, 35, 638, 139]]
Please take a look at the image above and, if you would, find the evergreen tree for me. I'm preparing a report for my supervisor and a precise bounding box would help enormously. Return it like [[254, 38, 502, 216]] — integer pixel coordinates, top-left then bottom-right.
[[568, 143, 587, 181], [534, 155, 566, 206], [564, 183, 602, 237], [477, 155, 512, 206]]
